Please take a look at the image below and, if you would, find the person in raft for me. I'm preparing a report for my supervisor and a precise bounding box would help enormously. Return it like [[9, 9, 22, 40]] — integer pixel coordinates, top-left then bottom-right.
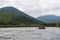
[[39, 26, 46, 29]]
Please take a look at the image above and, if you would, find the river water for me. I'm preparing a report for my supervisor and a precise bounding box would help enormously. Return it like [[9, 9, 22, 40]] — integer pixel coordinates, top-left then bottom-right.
[[0, 27, 60, 40]]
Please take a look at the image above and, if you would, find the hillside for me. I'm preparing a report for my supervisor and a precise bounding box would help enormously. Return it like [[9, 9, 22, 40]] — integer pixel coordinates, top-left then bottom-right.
[[37, 15, 60, 23], [0, 6, 44, 26]]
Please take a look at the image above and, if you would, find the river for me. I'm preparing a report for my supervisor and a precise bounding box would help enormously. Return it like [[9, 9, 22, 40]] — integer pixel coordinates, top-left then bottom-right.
[[0, 27, 60, 40]]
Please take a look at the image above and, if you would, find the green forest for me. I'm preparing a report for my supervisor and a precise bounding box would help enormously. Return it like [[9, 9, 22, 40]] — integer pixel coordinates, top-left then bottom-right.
[[0, 12, 60, 27], [56, 20, 60, 27], [0, 12, 43, 27]]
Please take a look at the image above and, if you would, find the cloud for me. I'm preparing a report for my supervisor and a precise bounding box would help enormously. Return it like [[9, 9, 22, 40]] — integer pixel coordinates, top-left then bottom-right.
[[0, 0, 60, 17]]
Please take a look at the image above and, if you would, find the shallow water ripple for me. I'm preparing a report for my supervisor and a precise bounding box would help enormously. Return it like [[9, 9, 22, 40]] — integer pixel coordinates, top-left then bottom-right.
[[0, 27, 60, 40]]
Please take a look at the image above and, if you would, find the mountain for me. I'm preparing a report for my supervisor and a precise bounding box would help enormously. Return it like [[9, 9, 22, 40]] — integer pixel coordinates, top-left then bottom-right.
[[37, 15, 60, 23], [0, 6, 44, 25]]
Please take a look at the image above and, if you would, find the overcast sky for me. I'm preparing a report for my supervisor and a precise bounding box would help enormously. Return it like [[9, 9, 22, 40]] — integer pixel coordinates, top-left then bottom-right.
[[0, 0, 60, 18]]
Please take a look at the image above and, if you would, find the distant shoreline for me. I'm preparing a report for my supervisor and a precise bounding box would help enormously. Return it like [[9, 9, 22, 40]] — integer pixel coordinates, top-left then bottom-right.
[[0, 25, 46, 28], [0, 26, 40, 28]]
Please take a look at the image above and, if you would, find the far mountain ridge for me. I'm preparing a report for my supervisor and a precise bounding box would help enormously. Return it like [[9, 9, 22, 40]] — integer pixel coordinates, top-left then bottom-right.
[[37, 15, 60, 23]]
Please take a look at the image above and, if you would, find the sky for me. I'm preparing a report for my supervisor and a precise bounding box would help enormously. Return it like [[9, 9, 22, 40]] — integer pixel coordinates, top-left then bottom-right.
[[0, 0, 60, 18]]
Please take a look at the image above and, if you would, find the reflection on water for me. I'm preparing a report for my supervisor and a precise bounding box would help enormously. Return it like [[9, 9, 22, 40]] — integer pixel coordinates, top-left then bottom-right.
[[0, 27, 60, 40]]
